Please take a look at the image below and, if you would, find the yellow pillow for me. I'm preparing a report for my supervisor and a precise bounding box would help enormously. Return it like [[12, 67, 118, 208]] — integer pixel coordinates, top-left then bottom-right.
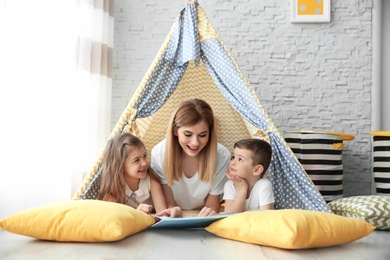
[[205, 209, 375, 249], [0, 200, 156, 242]]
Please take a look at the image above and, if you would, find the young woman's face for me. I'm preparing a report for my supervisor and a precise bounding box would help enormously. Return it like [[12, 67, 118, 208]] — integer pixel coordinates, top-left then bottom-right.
[[229, 147, 256, 179], [176, 120, 210, 157], [123, 146, 150, 180]]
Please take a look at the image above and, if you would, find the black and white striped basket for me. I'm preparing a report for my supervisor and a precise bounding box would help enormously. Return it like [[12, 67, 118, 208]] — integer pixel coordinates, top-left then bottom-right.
[[284, 130, 352, 202], [370, 131, 390, 196]]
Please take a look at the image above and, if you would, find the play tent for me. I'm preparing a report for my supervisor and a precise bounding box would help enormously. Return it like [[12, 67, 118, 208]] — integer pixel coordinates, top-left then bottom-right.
[[73, 2, 331, 213]]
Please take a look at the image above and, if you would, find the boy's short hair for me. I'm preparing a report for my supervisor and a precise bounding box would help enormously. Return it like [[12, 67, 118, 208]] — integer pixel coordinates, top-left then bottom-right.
[[234, 138, 272, 176]]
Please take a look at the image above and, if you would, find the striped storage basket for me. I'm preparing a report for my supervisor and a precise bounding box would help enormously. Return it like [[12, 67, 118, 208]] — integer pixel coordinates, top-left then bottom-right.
[[370, 131, 390, 196], [285, 130, 353, 202]]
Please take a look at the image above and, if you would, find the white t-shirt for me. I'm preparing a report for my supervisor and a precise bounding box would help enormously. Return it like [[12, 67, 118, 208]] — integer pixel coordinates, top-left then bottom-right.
[[124, 175, 153, 208], [151, 139, 230, 210], [223, 177, 274, 211]]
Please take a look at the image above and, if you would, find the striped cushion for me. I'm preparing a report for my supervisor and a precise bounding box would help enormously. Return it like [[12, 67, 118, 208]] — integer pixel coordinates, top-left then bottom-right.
[[328, 195, 390, 230]]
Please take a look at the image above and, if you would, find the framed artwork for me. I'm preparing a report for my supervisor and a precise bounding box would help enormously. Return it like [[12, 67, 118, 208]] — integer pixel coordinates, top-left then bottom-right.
[[290, 0, 331, 23]]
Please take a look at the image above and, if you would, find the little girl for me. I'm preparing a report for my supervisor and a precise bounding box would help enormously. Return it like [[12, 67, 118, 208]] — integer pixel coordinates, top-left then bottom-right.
[[99, 132, 181, 216]]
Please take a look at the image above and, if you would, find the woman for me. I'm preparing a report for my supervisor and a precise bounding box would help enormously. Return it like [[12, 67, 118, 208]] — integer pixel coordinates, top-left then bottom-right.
[[151, 99, 230, 216]]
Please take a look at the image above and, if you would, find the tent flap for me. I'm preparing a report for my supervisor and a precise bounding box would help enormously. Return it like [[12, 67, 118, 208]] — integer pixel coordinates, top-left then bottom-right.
[[164, 2, 200, 67]]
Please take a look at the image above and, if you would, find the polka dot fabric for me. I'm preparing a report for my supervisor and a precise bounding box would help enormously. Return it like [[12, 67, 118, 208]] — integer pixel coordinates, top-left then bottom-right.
[[135, 59, 187, 118], [201, 39, 269, 131], [269, 132, 331, 211], [165, 3, 200, 67], [81, 167, 102, 200]]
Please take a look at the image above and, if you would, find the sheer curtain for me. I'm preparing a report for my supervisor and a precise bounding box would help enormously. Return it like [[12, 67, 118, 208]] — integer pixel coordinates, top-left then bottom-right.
[[75, 0, 114, 152], [73, 0, 114, 194], [0, 0, 98, 217]]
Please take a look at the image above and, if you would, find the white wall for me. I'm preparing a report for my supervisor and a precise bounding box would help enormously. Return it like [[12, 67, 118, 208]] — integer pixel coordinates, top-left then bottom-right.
[[0, 0, 108, 219]]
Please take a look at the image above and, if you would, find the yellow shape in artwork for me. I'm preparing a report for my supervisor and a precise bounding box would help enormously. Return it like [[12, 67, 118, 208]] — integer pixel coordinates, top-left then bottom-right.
[[298, 0, 323, 15]]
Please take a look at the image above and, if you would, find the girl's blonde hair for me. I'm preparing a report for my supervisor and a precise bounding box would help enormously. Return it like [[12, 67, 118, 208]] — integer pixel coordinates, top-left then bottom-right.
[[164, 99, 217, 186], [99, 132, 159, 203]]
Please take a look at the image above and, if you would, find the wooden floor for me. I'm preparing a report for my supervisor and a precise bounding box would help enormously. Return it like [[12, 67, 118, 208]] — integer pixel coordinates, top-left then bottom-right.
[[1, 228, 389, 259]]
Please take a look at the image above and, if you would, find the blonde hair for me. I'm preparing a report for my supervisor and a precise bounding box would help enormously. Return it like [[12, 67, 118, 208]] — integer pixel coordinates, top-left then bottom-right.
[[163, 99, 217, 186], [99, 132, 159, 204]]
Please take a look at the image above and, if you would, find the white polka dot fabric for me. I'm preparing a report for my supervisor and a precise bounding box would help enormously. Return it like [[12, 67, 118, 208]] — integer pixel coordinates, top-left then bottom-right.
[[135, 59, 187, 118], [165, 3, 200, 67]]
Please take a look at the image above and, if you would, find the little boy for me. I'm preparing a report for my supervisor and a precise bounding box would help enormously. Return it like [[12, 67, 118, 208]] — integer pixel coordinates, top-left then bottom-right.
[[223, 138, 274, 213]]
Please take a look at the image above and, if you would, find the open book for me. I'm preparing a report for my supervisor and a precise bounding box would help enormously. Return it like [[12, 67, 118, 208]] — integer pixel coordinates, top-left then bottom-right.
[[149, 212, 235, 229]]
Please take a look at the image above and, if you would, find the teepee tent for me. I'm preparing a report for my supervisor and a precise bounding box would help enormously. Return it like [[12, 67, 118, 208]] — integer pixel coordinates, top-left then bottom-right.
[[73, 2, 331, 213]]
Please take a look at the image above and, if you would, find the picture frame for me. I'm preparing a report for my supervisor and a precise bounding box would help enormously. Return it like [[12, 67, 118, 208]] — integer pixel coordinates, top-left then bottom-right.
[[290, 0, 331, 23]]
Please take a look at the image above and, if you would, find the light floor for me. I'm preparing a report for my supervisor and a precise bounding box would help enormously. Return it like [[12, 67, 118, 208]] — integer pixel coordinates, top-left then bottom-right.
[[1, 228, 389, 260]]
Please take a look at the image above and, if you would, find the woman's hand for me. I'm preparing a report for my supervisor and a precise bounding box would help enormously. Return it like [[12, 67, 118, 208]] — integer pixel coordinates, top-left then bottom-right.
[[198, 207, 217, 217], [137, 204, 154, 214], [155, 206, 183, 218]]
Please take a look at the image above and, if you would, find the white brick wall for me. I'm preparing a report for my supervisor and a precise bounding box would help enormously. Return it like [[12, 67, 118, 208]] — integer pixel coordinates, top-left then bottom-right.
[[112, 0, 373, 196]]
